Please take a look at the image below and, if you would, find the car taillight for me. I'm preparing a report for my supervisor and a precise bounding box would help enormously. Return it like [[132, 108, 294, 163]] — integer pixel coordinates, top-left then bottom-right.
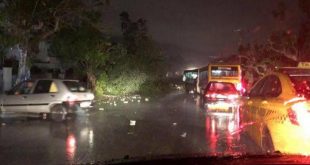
[[288, 102, 310, 126], [236, 83, 242, 91], [67, 94, 77, 105], [67, 134, 76, 147], [205, 93, 216, 98], [227, 94, 238, 100], [288, 108, 299, 125], [205, 93, 238, 100]]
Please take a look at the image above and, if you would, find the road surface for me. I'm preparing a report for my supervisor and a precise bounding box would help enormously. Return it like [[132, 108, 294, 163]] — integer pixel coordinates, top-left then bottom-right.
[[0, 91, 260, 165]]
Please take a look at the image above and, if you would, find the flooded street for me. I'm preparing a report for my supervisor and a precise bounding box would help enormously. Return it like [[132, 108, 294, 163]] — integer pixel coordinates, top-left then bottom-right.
[[0, 92, 260, 165]]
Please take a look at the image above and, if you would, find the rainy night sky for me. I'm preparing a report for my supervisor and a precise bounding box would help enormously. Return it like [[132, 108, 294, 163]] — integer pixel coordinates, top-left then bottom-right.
[[102, 0, 301, 69]]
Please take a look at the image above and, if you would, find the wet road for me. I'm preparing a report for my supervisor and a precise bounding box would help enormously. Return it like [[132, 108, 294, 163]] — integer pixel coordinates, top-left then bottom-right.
[[0, 91, 260, 165]]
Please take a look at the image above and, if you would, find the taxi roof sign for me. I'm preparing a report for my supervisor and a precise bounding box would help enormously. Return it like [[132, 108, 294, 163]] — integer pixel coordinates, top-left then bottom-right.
[[298, 62, 310, 68]]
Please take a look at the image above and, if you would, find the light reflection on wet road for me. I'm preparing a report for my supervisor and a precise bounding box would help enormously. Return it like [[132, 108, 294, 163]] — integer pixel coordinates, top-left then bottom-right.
[[0, 92, 260, 165]]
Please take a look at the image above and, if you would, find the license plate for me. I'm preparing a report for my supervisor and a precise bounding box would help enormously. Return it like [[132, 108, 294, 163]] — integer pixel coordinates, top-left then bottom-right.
[[207, 102, 231, 110], [80, 101, 92, 108]]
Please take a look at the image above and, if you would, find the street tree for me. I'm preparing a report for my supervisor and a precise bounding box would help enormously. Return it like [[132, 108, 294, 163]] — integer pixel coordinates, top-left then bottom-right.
[[98, 12, 167, 96], [50, 24, 111, 91], [0, 0, 108, 61], [237, 1, 308, 88]]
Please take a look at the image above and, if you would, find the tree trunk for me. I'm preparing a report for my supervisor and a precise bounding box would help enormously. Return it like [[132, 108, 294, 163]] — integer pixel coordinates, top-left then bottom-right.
[[87, 71, 96, 92]]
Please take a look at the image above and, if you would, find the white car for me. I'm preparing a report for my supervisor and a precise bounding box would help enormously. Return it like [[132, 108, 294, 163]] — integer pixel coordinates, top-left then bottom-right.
[[0, 79, 95, 121]]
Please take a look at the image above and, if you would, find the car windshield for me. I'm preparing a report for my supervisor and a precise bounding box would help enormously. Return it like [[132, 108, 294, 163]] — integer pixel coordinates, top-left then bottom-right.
[[2, 0, 310, 164], [63, 81, 86, 92]]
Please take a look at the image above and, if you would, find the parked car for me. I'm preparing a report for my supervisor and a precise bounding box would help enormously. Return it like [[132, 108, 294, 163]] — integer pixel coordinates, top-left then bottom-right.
[[201, 81, 240, 114], [240, 65, 310, 154], [0, 79, 95, 121]]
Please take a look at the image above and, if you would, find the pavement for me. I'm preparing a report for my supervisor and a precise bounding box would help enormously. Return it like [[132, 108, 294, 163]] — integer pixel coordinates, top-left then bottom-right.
[[0, 91, 261, 165]]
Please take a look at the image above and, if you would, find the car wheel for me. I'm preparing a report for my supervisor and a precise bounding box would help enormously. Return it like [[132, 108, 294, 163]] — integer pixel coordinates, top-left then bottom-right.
[[50, 104, 68, 122], [261, 128, 274, 154], [66, 112, 77, 121]]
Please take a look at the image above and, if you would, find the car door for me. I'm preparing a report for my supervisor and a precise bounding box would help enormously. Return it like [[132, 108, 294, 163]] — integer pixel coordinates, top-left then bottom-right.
[[258, 75, 283, 121], [254, 76, 275, 120], [245, 78, 266, 122], [244, 77, 269, 141], [2, 81, 34, 113], [26, 80, 61, 113], [257, 75, 284, 142]]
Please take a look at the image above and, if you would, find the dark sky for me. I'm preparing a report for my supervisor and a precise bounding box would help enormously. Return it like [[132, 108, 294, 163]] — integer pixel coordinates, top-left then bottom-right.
[[102, 0, 301, 69]]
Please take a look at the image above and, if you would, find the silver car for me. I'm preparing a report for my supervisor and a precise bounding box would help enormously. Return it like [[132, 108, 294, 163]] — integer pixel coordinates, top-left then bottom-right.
[[0, 79, 95, 121]]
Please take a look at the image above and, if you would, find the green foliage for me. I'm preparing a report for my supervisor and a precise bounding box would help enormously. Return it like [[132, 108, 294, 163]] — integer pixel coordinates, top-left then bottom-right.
[[139, 78, 172, 97], [103, 38, 166, 96], [0, 0, 107, 37], [0, 0, 108, 63], [93, 12, 169, 96], [51, 25, 110, 70], [51, 24, 111, 90], [95, 72, 108, 96], [106, 70, 147, 95], [1, 2, 168, 96], [95, 36, 168, 96]]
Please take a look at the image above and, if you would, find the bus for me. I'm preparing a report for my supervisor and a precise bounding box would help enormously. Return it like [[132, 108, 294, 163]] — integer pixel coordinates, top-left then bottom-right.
[[208, 64, 243, 93], [182, 69, 198, 94], [197, 66, 208, 94]]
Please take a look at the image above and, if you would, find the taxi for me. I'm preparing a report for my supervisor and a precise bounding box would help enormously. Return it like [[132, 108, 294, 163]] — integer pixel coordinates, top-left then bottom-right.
[[240, 62, 310, 155]]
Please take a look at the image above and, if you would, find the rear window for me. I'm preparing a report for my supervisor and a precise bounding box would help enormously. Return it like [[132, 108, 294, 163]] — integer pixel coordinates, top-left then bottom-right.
[[63, 81, 86, 92], [280, 68, 310, 98], [206, 82, 237, 93], [183, 70, 198, 82], [289, 76, 310, 99]]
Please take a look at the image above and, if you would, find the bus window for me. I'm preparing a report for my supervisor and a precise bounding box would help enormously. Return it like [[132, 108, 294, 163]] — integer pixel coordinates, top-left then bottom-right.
[[210, 66, 239, 77], [208, 64, 243, 93]]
